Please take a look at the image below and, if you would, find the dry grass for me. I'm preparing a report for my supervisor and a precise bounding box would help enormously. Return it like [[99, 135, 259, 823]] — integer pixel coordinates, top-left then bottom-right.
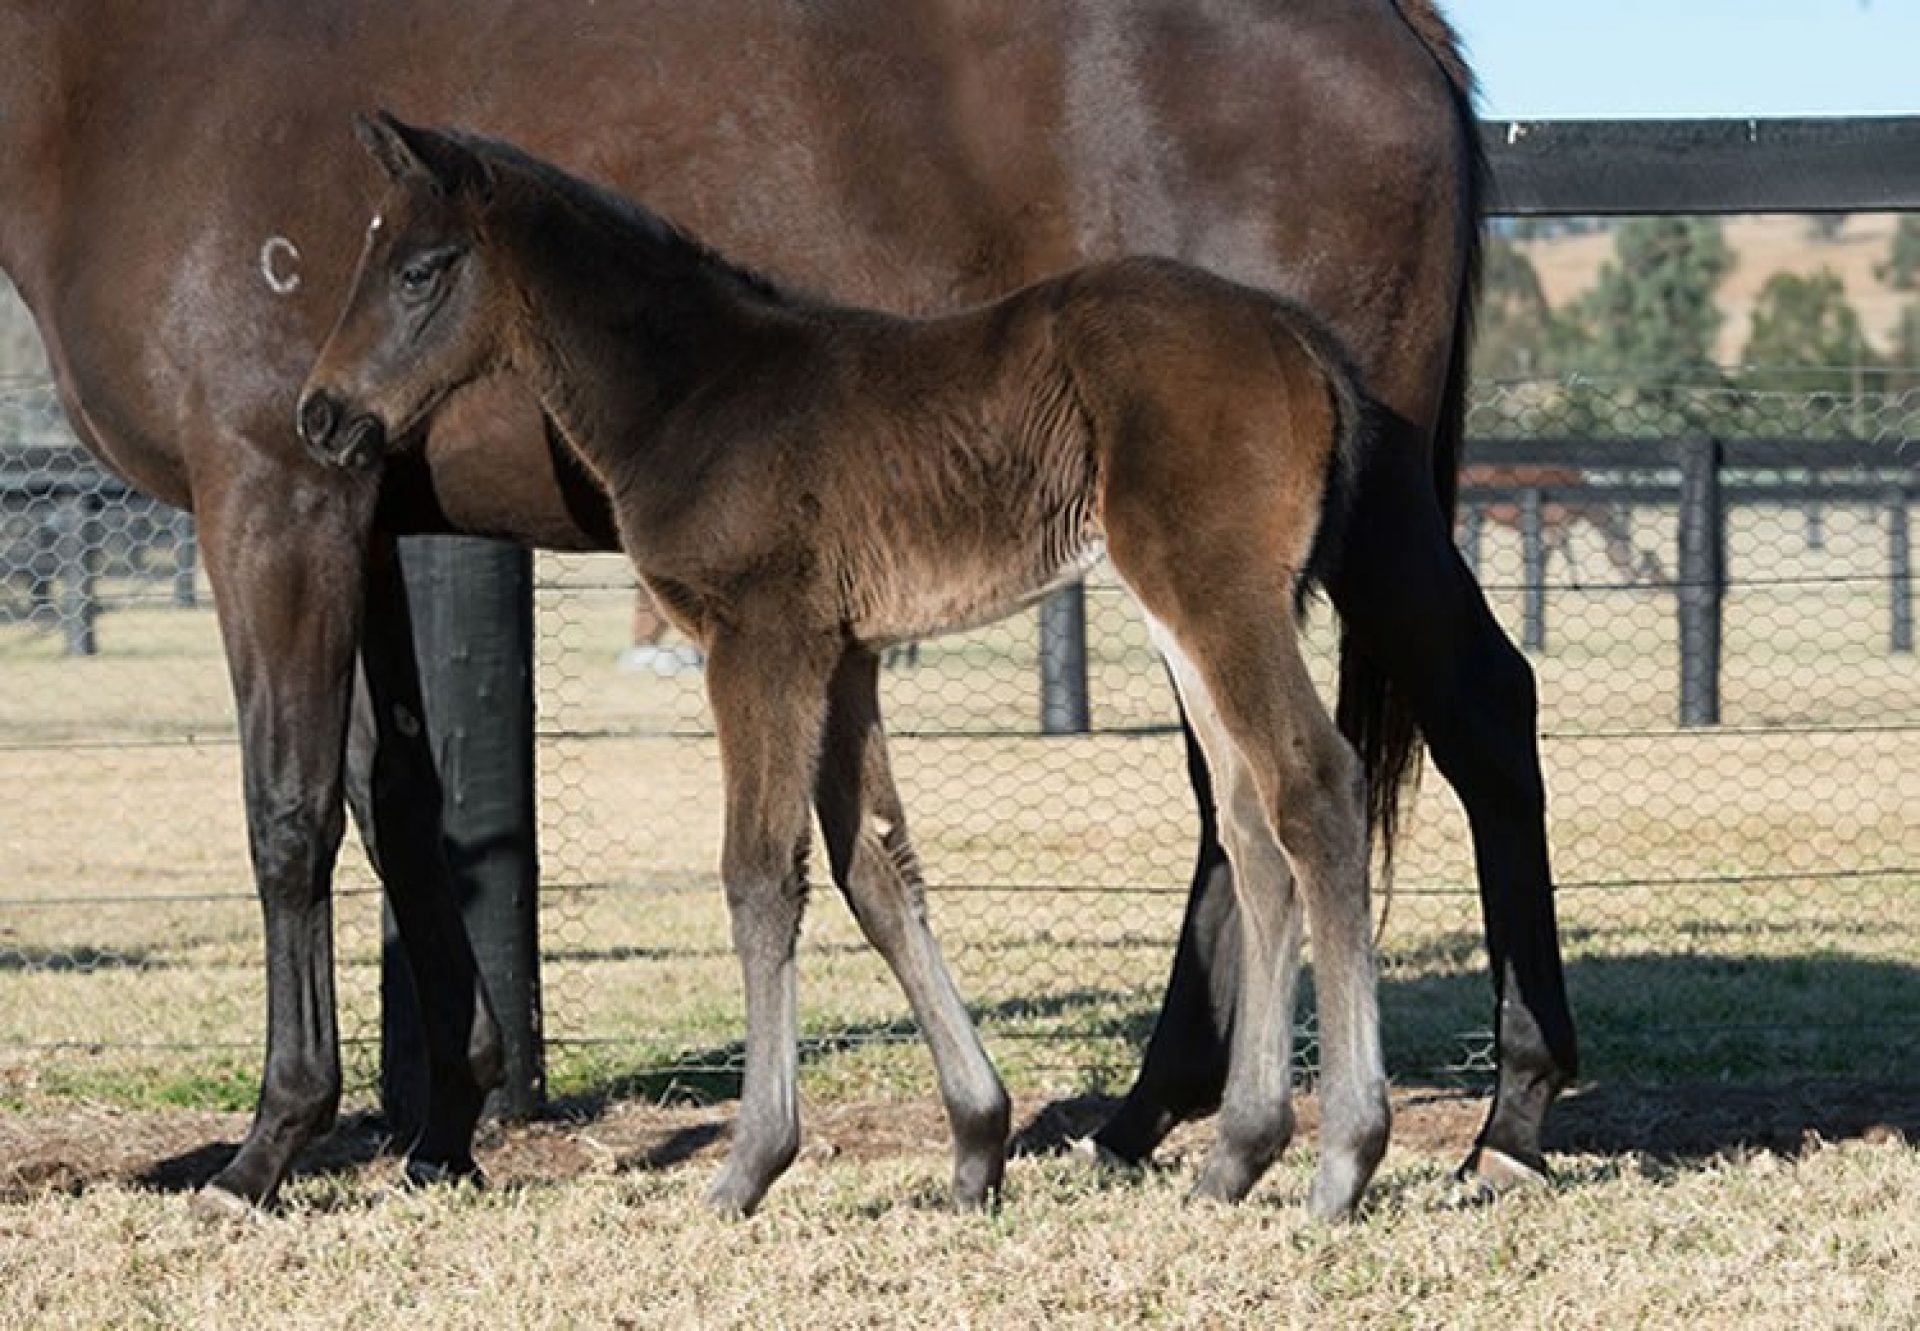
[[0, 1108, 1914, 1329]]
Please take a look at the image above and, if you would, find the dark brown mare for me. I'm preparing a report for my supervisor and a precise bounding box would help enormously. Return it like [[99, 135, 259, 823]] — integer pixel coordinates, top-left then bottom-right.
[[304, 115, 1391, 1218], [0, 0, 1575, 1212]]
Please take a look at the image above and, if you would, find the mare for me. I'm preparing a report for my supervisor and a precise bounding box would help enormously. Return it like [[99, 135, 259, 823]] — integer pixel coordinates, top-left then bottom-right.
[[0, 0, 1575, 1212], [303, 114, 1391, 1219]]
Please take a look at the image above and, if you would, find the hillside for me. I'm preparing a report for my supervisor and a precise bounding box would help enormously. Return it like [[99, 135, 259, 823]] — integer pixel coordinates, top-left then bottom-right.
[[1518, 213, 1912, 364]]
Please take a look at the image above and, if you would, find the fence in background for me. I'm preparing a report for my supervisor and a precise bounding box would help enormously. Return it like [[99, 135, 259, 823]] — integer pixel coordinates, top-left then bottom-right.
[[2, 371, 1914, 1110], [8, 111, 1920, 1113]]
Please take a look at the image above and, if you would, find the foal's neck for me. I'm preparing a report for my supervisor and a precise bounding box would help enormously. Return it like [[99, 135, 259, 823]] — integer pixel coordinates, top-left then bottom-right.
[[494, 164, 793, 483]]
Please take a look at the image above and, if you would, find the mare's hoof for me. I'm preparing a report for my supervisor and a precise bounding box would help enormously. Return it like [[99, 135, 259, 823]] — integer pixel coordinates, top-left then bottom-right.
[[401, 1156, 487, 1191], [190, 1183, 259, 1225], [1066, 1135, 1137, 1174], [1460, 1143, 1551, 1195]]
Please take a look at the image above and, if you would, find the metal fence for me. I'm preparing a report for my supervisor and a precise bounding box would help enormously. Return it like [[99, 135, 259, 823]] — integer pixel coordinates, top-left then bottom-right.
[[1, 370, 1916, 1110]]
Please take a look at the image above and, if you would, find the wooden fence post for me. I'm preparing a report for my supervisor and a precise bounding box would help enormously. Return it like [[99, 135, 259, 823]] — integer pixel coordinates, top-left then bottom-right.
[[171, 509, 198, 608], [382, 536, 544, 1124], [1676, 437, 1725, 727], [1038, 582, 1090, 735], [1891, 487, 1912, 655], [54, 492, 97, 657], [1521, 487, 1547, 653]]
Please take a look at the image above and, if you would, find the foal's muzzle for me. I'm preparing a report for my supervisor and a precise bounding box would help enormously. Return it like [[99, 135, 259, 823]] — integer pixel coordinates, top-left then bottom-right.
[[296, 389, 386, 471]]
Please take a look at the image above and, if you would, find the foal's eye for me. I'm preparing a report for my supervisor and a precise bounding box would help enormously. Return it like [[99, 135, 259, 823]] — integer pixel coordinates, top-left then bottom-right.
[[398, 260, 438, 296], [396, 248, 460, 300]]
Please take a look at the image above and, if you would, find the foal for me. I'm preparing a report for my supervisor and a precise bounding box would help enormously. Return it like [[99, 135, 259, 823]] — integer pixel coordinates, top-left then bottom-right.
[[301, 114, 1389, 1220]]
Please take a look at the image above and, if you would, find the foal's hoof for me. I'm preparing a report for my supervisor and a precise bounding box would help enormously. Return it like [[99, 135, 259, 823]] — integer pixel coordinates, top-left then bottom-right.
[[190, 1183, 260, 1225], [950, 1154, 1006, 1211], [1187, 1147, 1266, 1205], [705, 1166, 772, 1219], [1460, 1143, 1551, 1195]]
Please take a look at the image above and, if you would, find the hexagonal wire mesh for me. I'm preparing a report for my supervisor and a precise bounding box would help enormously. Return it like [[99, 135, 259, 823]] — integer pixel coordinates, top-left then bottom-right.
[[1, 366, 1915, 1111]]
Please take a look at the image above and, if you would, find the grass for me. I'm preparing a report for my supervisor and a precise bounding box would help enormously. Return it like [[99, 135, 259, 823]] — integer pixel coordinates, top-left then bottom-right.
[[0, 1132, 1915, 1328]]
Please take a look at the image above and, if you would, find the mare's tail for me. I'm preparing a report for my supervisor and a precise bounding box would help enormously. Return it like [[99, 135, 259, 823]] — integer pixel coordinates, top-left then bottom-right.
[[1336, 2, 1488, 914]]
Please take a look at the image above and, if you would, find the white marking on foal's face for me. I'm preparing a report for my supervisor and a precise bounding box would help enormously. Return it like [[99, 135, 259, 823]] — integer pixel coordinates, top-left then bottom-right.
[[259, 236, 302, 295]]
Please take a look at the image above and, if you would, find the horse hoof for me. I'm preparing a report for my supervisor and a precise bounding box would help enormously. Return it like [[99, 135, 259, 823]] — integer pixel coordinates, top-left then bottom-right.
[[1066, 1135, 1135, 1173], [705, 1167, 769, 1219], [190, 1183, 258, 1225], [1462, 1144, 1551, 1195], [1187, 1150, 1262, 1205], [950, 1156, 1005, 1210], [401, 1157, 487, 1191]]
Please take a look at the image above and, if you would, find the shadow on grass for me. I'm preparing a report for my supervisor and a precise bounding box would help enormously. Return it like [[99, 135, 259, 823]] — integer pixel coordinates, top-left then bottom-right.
[[134, 1113, 395, 1196], [127, 943, 1918, 1196]]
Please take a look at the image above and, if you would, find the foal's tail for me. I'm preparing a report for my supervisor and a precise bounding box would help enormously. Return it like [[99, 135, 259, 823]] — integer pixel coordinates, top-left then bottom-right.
[[1339, 1, 1489, 914]]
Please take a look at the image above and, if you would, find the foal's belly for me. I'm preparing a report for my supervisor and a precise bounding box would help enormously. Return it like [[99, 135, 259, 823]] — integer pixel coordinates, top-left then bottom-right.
[[849, 526, 1107, 647]]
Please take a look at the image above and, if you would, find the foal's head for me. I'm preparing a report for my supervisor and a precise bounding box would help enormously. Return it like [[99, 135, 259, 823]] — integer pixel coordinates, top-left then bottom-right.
[[299, 113, 505, 470]]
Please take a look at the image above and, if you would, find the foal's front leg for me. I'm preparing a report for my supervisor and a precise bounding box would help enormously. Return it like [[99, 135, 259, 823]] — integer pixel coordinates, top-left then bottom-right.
[[702, 626, 841, 1217], [815, 648, 1010, 1206]]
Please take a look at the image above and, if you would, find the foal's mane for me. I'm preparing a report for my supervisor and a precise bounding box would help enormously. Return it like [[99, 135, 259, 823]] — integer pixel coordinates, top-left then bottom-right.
[[454, 129, 798, 310]]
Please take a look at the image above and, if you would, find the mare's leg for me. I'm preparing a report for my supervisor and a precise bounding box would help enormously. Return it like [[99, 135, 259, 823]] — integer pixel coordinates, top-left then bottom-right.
[[1329, 459, 1578, 1185], [342, 539, 505, 1182], [814, 648, 1010, 1205], [703, 626, 840, 1217], [194, 465, 375, 1211], [1090, 712, 1238, 1164]]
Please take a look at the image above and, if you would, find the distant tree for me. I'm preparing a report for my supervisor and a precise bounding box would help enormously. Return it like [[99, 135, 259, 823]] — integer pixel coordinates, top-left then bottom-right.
[[1742, 268, 1875, 393], [1876, 216, 1920, 290], [1884, 301, 1920, 393], [1571, 217, 1731, 376], [1471, 238, 1555, 378]]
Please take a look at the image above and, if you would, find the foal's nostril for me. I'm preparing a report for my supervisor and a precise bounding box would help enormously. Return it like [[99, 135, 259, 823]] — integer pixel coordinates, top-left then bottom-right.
[[298, 391, 339, 449], [338, 415, 387, 471]]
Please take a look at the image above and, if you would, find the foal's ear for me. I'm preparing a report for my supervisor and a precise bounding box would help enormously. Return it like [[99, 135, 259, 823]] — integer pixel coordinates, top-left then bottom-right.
[[353, 111, 493, 201]]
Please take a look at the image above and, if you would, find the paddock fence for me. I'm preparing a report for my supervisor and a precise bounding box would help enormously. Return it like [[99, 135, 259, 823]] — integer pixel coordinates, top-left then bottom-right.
[[2, 368, 1914, 1113]]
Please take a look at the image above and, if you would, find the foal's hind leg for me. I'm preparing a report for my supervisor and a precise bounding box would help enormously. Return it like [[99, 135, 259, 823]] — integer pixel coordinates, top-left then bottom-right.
[[1138, 603, 1388, 1219], [815, 648, 1010, 1206], [1147, 641, 1304, 1203], [702, 625, 841, 1217]]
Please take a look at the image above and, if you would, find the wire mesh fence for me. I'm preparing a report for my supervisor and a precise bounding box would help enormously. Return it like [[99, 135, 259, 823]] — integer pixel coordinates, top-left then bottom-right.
[[1, 370, 1915, 1111]]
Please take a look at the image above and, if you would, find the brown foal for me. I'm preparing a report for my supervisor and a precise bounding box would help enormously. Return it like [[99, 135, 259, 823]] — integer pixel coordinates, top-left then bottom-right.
[[301, 115, 1389, 1220]]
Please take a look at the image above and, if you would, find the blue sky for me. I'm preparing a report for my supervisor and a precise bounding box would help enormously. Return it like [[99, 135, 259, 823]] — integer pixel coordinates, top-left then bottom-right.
[[1447, 1, 1920, 119]]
